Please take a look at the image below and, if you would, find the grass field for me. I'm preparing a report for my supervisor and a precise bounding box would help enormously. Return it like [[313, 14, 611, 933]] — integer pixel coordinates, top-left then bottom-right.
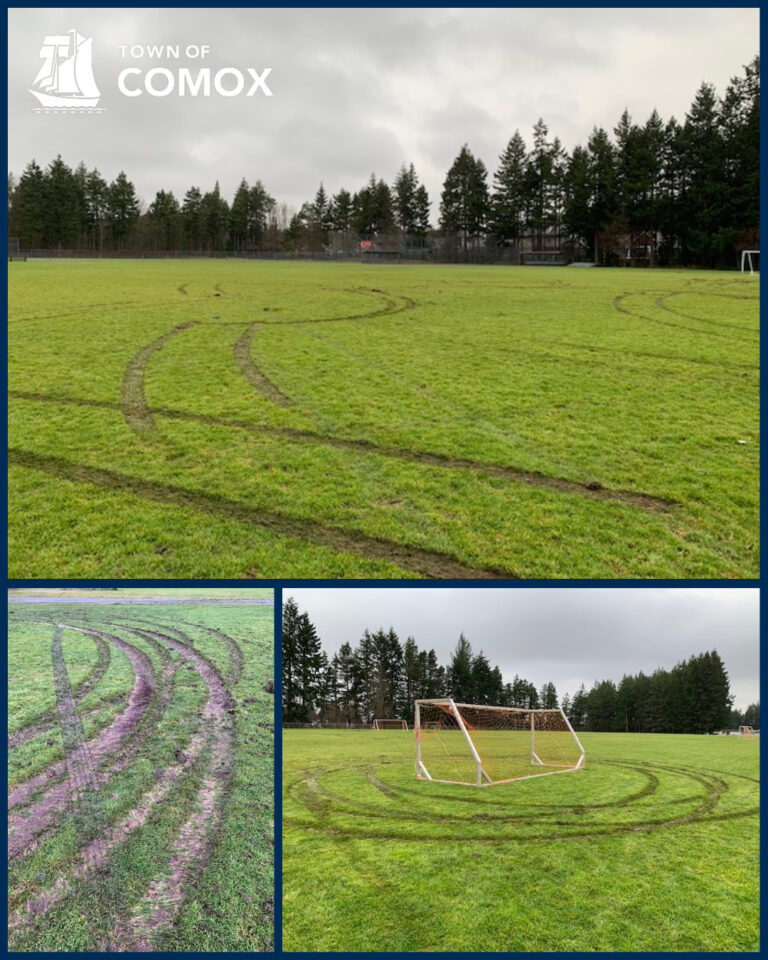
[[8, 597, 274, 952], [282, 729, 759, 951], [8, 260, 759, 579]]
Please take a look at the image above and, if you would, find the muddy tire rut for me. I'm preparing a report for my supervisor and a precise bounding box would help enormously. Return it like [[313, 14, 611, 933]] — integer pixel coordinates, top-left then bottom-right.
[[9, 620, 242, 952]]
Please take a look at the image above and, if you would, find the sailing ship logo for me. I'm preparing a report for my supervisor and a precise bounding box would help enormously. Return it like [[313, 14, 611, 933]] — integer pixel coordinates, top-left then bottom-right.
[[30, 29, 104, 112]]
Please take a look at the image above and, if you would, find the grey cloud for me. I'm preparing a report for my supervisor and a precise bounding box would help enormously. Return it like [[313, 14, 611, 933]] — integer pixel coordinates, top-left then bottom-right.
[[9, 8, 759, 218]]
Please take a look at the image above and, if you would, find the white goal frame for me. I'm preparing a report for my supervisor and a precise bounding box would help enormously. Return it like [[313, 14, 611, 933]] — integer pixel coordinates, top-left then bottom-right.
[[739, 725, 757, 739], [415, 698, 585, 787], [740, 250, 760, 275], [373, 718, 409, 730]]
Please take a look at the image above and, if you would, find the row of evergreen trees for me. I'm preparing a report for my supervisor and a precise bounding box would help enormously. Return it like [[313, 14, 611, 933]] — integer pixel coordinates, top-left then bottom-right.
[[282, 598, 738, 733], [566, 651, 734, 735], [282, 598, 552, 726], [8, 56, 757, 266]]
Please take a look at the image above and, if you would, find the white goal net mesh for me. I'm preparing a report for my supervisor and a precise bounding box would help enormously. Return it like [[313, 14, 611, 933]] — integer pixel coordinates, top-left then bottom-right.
[[416, 700, 584, 786]]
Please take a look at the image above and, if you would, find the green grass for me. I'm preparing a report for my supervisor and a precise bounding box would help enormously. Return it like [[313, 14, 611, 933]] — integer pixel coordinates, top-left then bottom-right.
[[8, 260, 759, 578], [8, 600, 274, 951], [8, 622, 103, 734], [283, 729, 759, 951]]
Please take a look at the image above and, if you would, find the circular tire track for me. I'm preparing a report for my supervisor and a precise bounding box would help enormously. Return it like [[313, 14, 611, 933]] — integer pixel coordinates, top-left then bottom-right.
[[285, 757, 758, 844]]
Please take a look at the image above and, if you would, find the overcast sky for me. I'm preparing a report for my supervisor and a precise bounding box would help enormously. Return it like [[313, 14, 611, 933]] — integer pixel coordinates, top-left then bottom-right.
[[8, 7, 759, 214], [285, 588, 759, 709]]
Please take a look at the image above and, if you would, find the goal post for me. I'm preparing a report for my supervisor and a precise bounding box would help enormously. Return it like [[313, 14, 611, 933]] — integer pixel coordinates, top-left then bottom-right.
[[739, 725, 757, 739], [740, 250, 760, 275], [373, 718, 409, 730], [415, 698, 585, 787]]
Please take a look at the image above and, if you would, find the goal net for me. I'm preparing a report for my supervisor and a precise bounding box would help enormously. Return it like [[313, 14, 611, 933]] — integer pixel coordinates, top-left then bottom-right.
[[373, 718, 409, 730], [740, 250, 759, 275], [739, 725, 757, 739], [415, 699, 585, 786]]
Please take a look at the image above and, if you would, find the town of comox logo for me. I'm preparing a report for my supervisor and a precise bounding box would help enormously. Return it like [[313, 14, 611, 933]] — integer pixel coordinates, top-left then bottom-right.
[[30, 29, 104, 112]]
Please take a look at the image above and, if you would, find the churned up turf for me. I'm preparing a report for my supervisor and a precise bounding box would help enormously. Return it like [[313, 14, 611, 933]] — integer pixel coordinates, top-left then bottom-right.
[[7, 597, 274, 952]]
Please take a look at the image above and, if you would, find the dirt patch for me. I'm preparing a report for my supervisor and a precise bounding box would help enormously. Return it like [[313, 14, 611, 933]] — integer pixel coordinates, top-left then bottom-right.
[[121, 321, 199, 433], [9, 447, 513, 579]]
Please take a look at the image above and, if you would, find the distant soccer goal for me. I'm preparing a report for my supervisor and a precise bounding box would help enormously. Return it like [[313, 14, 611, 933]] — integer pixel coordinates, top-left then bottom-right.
[[739, 725, 757, 739], [415, 699, 585, 787], [8, 237, 26, 261], [740, 250, 759, 275], [373, 718, 409, 731], [520, 250, 569, 266]]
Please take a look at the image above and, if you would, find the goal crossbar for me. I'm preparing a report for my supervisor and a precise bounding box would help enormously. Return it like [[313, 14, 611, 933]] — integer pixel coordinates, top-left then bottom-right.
[[415, 698, 585, 787]]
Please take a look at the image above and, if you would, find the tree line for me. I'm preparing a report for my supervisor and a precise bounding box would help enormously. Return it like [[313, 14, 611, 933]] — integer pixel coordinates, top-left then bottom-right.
[[9, 55, 757, 267], [282, 598, 738, 733]]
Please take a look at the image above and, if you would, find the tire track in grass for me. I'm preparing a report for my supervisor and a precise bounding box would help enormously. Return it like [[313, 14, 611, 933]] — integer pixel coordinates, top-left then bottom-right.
[[286, 758, 758, 845], [9, 617, 233, 943], [9, 733, 209, 935], [8, 394, 674, 512], [8, 448, 514, 579], [233, 323, 293, 407], [108, 627, 235, 951], [230, 287, 416, 408], [8, 621, 196, 935], [9, 633, 111, 749], [132, 616, 245, 686], [612, 292, 756, 346], [8, 629, 155, 861], [654, 293, 758, 338], [50, 624, 99, 806], [121, 321, 199, 433]]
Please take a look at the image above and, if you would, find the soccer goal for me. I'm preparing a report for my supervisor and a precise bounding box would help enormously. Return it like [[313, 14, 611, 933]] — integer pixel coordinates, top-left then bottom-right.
[[415, 699, 585, 787], [739, 725, 757, 739], [740, 250, 759, 275], [373, 718, 409, 730]]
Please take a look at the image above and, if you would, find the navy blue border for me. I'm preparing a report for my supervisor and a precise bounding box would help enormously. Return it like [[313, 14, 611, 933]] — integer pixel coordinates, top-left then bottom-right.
[[4, 1, 765, 955]]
